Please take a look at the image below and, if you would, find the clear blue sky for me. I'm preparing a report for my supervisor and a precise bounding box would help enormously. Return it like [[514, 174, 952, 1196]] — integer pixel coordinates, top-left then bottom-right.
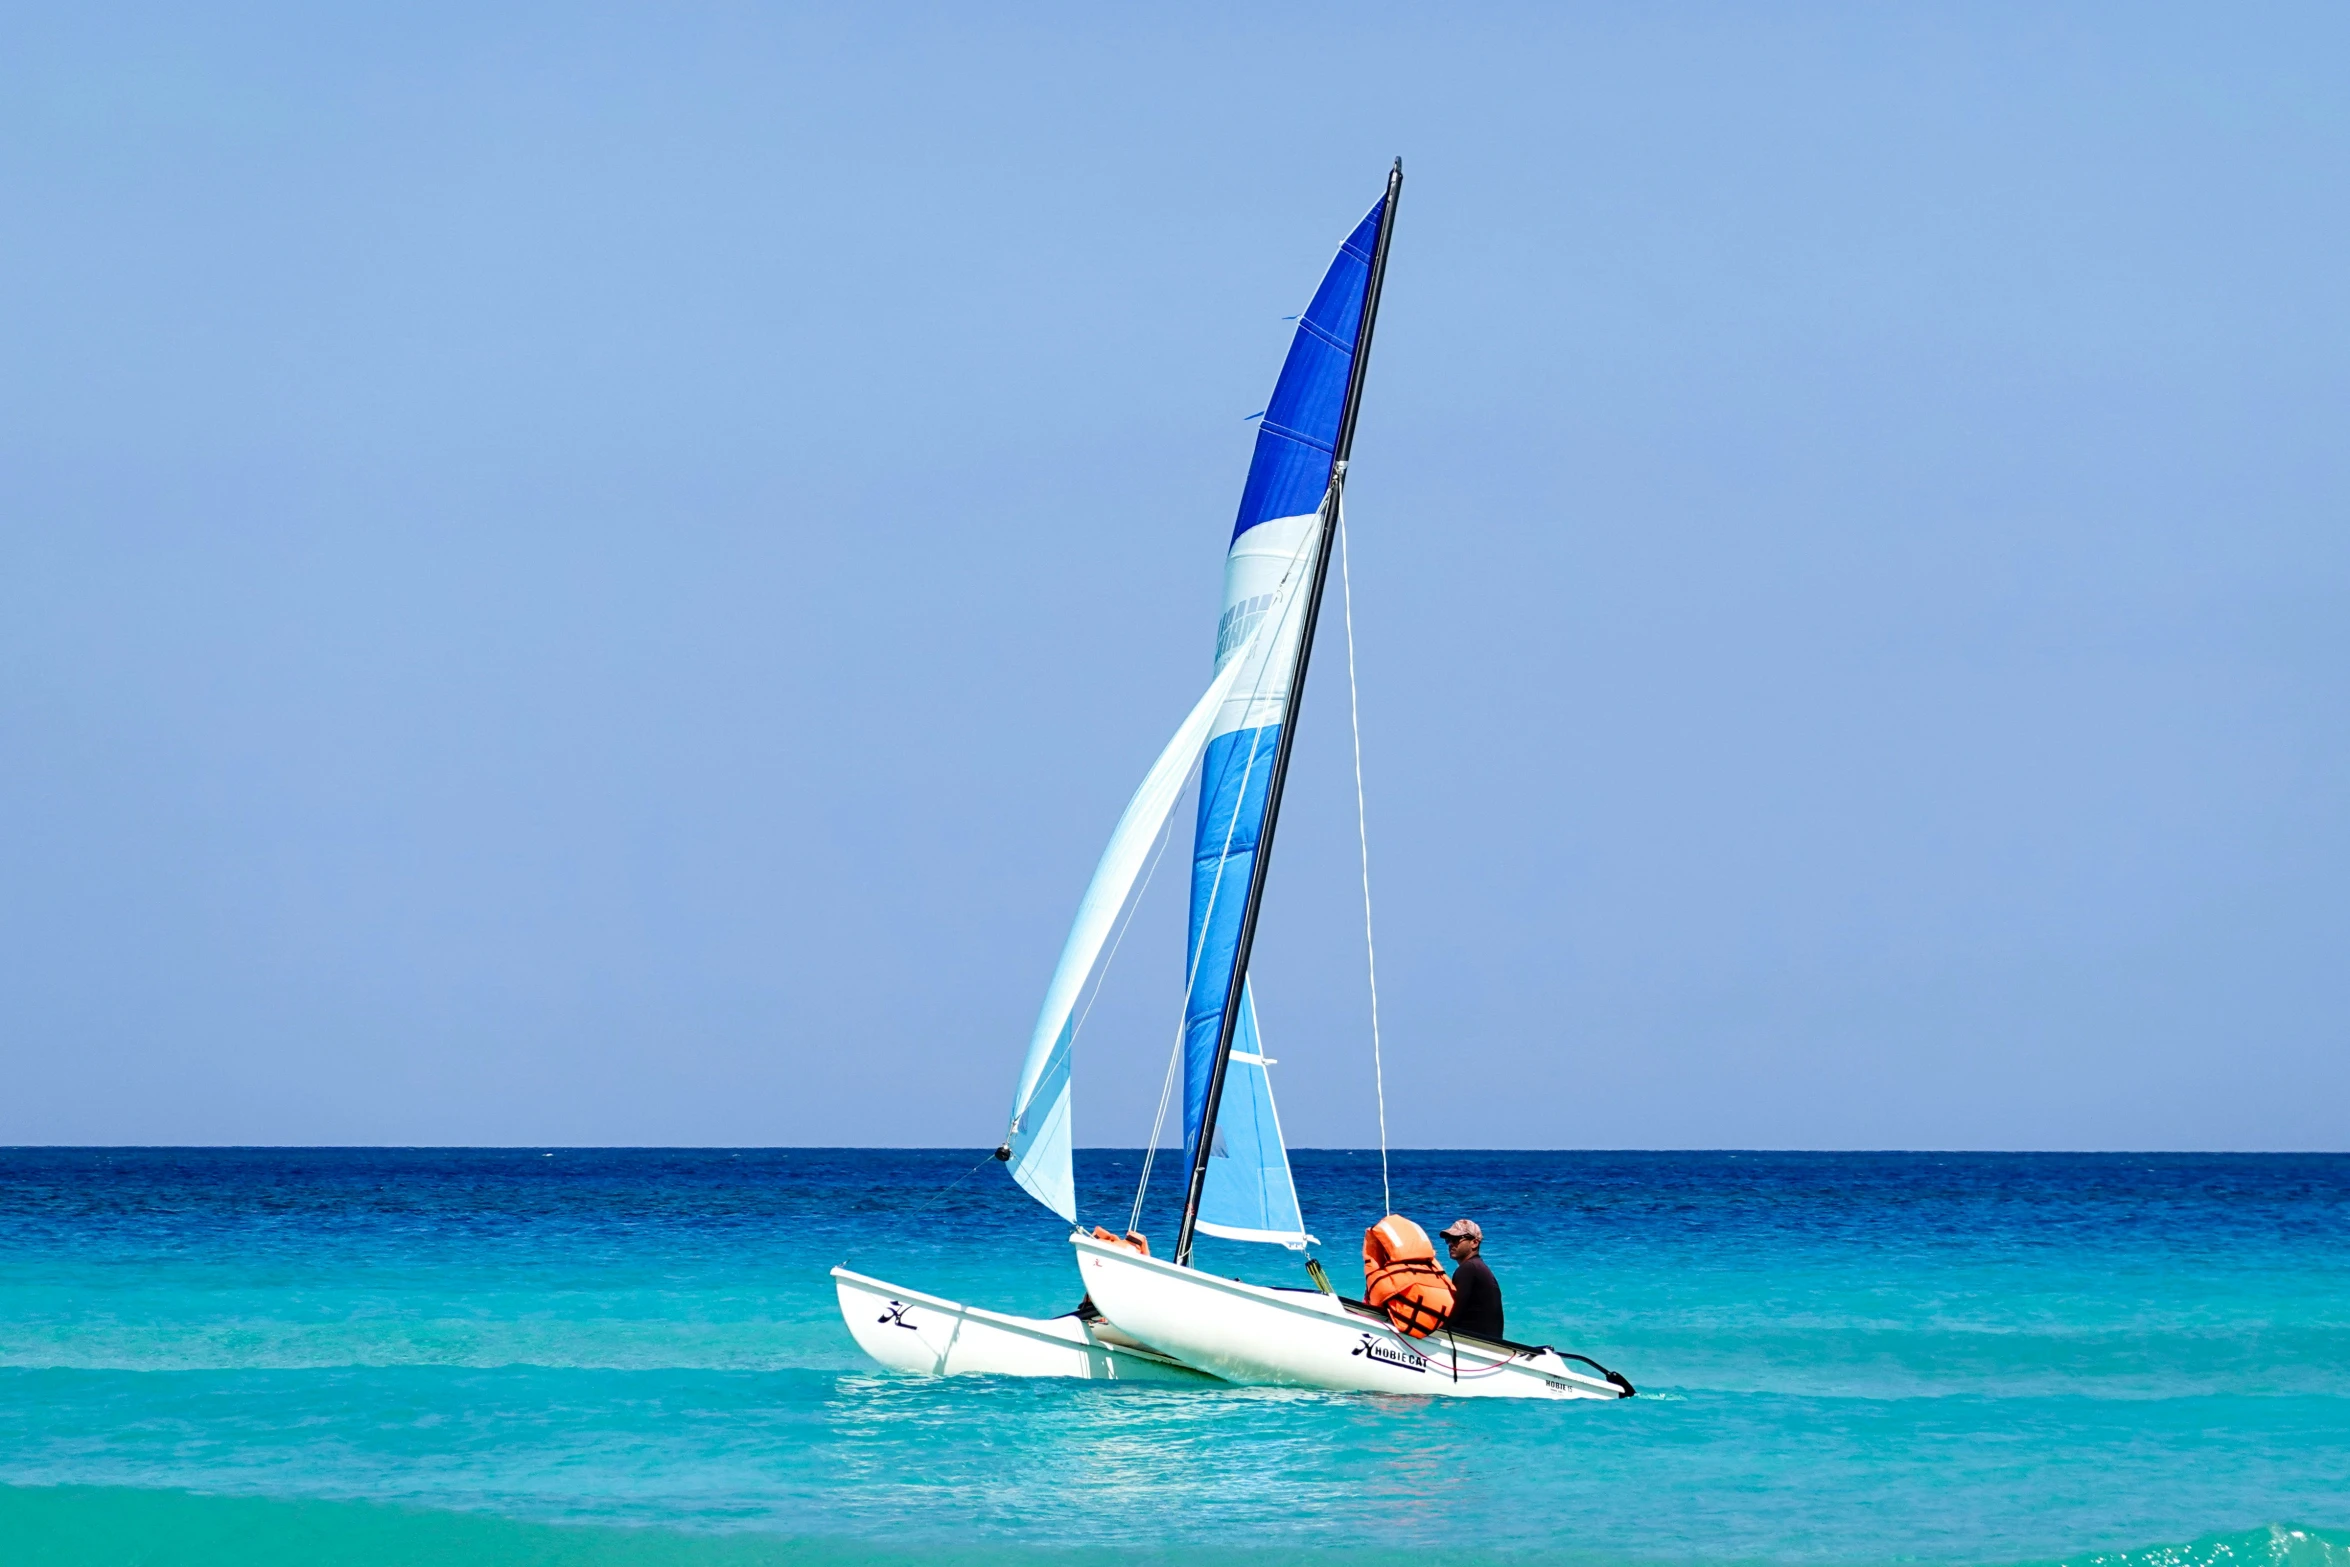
[[3, 4, 2343, 1149]]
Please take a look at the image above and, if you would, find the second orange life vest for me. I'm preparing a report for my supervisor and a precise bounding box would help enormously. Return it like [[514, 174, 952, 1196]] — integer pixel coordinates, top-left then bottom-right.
[[1362, 1214, 1456, 1338]]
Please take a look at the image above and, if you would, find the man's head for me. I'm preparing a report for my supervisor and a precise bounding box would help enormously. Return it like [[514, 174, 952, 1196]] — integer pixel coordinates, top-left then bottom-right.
[[1440, 1218, 1482, 1260]]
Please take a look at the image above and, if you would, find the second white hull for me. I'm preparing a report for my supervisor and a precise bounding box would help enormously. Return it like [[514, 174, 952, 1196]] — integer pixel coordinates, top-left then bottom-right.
[[832, 1265, 1220, 1383], [1071, 1234, 1630, 1400]]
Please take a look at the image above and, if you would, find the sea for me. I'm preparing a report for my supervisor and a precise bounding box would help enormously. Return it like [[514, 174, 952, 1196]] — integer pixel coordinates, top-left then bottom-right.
[[1, 1148, 2343, 1567]]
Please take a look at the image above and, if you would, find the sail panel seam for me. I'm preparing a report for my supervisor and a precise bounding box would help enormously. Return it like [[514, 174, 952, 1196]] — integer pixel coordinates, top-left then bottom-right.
[[1256, 418, 1335, 455], [1296, 317, 1354, 356]]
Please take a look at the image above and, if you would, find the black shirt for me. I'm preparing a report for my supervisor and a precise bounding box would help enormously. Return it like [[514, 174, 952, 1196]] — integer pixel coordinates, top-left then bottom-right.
[[1448, 1254, 1504, 1341]]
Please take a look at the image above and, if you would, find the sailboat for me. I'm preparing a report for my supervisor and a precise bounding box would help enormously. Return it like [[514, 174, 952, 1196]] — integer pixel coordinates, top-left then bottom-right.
[[834, 164, 1632, 1400]]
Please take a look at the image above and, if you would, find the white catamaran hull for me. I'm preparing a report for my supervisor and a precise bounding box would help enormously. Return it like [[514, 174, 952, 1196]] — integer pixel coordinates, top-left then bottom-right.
[[832, 1265, 1220, 1383], [1070, 1234, 1629, 1400]]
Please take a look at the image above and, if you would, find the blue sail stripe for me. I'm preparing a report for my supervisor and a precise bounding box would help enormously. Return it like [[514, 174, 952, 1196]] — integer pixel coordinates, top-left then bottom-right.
[[1182, 723, 1275, 1164], [1230, 198, 1385, 543]]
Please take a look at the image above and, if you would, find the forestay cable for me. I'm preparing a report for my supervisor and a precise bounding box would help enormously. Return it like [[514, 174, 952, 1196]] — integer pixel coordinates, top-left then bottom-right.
[[1338, 511, 1391, 1217]]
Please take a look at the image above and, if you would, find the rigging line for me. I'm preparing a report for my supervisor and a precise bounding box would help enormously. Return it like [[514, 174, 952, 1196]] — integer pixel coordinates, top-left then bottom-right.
[[1127, 1020, 1183, 1234], [1056, 802, 1176, 1238], [1127, 521, 1320, 1229], [1338, 510, 1391, 1217], [1068, 798, 1176, 1055], [907, 1149, 1004, 1221]]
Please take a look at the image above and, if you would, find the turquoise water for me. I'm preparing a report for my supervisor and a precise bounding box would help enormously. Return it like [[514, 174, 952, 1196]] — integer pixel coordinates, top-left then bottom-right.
[[1, 1149, 2343, 1565]]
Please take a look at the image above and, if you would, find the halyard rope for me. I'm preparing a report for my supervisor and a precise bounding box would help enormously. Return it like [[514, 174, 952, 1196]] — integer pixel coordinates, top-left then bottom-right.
[[1339, 510, 1392, 1217]]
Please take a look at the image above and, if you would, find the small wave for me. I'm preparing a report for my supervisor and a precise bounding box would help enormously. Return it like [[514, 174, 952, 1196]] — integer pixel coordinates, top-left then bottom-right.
[[2033, 1525, 2350, 1567], [3, 1485, 2343, 1567]]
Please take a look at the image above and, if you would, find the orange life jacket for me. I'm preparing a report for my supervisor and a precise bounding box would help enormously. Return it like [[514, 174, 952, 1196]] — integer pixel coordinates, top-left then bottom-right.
[[1362, 1214, 1455, 1338], [1090, 1226, 1150, 1256]]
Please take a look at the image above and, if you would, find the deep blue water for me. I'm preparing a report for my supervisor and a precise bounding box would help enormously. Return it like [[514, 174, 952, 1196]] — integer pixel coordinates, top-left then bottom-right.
[[1, 1148, 2343, 1565]]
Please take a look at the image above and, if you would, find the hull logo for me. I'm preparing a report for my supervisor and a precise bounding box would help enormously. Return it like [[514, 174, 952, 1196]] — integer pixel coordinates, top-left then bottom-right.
[[878, 1301, 919, 1331], [1351, 1332, 1428, 1372]]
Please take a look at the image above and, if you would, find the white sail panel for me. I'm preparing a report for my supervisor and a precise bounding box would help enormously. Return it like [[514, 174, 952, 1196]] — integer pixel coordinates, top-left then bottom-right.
[[1210, 512, 1319, 732]]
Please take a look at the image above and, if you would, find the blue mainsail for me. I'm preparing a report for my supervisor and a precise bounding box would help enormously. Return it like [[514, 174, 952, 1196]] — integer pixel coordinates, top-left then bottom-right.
[[1181, 196, 1386, 1244]]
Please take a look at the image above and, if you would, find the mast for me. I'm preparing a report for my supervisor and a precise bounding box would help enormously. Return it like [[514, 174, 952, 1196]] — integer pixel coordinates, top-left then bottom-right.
[[1175, 160, 1403, 1267]]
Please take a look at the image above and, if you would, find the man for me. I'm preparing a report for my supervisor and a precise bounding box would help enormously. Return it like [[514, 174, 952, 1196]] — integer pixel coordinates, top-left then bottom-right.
[[1440, 1218, 1504, 1341]]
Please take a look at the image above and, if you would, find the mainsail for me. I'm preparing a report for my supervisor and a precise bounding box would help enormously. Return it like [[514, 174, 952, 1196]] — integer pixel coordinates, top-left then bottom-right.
[[1002, 166, 1402, 1246], [1179, 175, 1400, 1261]]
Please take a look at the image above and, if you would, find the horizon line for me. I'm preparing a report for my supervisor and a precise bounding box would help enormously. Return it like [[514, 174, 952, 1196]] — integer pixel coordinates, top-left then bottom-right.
[[2, 1144, 2342, 1157]]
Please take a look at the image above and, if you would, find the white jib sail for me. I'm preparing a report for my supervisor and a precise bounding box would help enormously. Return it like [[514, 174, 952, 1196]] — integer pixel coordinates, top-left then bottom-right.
[[1004, 619, 1277, 1222]]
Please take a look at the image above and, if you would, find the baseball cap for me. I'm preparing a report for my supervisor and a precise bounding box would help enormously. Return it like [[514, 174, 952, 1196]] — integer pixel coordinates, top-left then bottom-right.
[[1439, 1218, 1481, 1241]]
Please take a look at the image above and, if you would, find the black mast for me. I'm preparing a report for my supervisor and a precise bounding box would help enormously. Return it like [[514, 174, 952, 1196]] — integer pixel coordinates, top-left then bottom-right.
[[1174, 160, 1403, 1267]]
